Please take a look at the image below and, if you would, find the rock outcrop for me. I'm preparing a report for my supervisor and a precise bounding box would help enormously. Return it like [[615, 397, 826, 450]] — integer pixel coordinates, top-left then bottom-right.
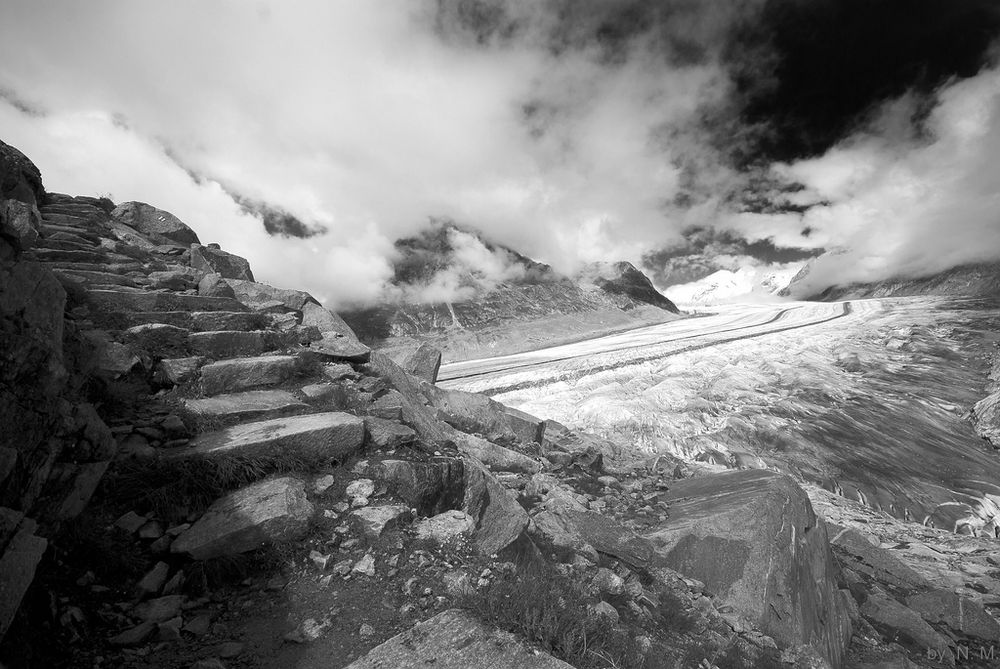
[[645, 469, 853, 667], [0, 141, 118, 640], [170, 477, 314, 560]]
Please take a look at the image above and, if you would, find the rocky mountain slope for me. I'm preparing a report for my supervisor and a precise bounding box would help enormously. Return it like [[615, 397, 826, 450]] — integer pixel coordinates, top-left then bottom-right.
[[1, 139, 998, 668], [782, 260, 1000, 301], [341, 222, 681, 362]]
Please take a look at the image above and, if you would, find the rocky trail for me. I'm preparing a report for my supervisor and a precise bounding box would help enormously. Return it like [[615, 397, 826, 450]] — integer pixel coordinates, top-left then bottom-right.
[[1, 139, 1000, 669]]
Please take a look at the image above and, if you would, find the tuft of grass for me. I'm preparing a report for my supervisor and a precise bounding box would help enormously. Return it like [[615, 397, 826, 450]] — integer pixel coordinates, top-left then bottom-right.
[[460, 562, 645, 669], [100, 451, 334, 522]]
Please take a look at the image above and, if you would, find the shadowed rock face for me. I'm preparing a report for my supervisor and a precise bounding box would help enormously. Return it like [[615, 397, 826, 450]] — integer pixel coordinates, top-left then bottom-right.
[[644, 469, 852, 668]]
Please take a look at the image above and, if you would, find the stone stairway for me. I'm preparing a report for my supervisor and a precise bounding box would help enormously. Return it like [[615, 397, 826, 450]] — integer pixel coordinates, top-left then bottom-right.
[[23, 193, 394, 480]]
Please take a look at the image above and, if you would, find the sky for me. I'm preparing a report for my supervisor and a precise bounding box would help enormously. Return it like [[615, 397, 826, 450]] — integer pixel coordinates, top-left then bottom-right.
[[1, 0, 999, 305]]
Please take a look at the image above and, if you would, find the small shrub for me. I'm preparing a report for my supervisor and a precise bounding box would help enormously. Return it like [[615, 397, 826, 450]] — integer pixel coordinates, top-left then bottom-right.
[[460, 562, 644, 669]]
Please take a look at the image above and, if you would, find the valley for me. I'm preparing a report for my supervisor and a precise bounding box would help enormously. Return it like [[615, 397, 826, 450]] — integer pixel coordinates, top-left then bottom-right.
[[443, 297, 1000, 538]]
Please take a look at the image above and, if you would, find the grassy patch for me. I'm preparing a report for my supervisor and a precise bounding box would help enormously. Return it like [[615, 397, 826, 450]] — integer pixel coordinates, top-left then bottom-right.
[[460, 562, 645, 669], [99, 451, 333, 522]]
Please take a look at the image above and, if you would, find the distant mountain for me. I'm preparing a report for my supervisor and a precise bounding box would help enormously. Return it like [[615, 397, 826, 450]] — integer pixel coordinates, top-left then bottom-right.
[[783, 260, 1000, 301], [665, 265, 802, 305], [341, 221, 680, 359]]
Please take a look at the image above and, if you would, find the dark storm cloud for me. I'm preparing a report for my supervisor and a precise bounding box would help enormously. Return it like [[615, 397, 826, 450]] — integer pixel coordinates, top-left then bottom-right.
[[721, 0, 1000, 165]]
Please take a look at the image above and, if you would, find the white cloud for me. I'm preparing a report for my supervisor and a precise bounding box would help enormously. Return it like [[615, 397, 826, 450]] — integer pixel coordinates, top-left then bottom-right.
[[0, 1, 746, 305], [735, 66, 1000, 295]]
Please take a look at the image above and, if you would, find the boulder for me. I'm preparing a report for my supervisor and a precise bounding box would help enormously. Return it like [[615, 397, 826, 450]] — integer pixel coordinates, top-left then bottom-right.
[[343, 608, 574, 668], [502, 405, 546, 446], [171, 477, 314, 559], [1, 199, 40, 251], [190, 244, 254, 281], [453, 432, 540, 474], [0, 140, 44, 205], [350, 505, 411, 540], [423, 385, 517, 444], [530, 505, 651, 568], [403, 344, 442, 384], [110, 202, 200, 245], [301, 302, 359, 341], [414, 510, 476, 545], [364, 353, 451, 450], [542, 420, 610, 471], [363, 417, 417, 450], [462, 458, 528, 556], [644, 469, 852, 668], [198, 272, 237, 298], [223, 279, 313, 312]]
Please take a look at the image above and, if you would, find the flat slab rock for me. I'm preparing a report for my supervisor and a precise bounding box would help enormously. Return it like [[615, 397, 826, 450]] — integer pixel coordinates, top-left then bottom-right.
[[645, 469, 852, 668], [180, 412, 364, 461], [343, 608, 573, 669], [171, 477, 313, 559], [182, 390, 308, 421], [198, 354, 300, 395]]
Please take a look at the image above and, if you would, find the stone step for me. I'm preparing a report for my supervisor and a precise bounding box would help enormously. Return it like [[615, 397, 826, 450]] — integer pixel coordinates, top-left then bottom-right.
[[38, 224, 103, 244], [174, 411, 364, 462], [86, 289, 248, 314], [41, 204, 105, 217], [35, 238, 101, 252], [41, 213, 105, 228], [190, 311, 270, 333], [89, 283, 149, 293], [26, 248, 132, 264], [187, 330, 280, 359], [53, 269, 141, 288], [44, 231, 99, 247], [181, 390, 309, 423], [44, 193, 110, 209], [45, 261, 149, 274], [119, 311, 269, 332], [199, 355, 302, 395]]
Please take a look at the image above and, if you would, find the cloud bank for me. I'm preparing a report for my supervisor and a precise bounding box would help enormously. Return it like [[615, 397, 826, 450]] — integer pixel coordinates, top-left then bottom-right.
[[0, 0, 998, 304]]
